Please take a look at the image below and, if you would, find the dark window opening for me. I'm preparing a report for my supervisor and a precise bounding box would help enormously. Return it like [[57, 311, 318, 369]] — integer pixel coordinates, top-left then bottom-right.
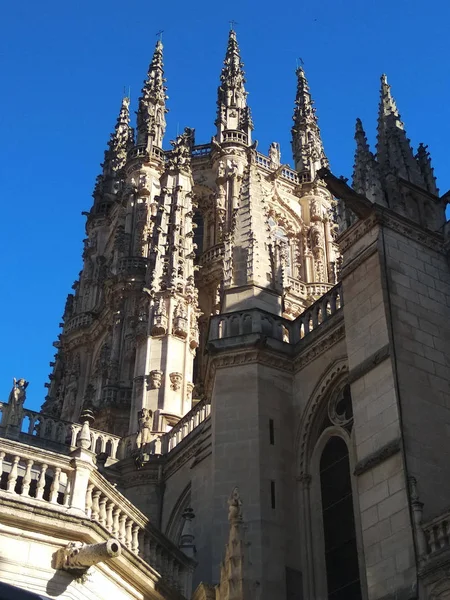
[[271, 480, 276, 509], [320, 436, 362, 600], [193, 211, 204, 258], [269, 419, 275, 445]]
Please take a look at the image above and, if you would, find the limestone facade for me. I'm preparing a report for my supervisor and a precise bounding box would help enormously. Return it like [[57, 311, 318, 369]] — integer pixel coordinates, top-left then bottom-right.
[[1, 29, 450, 600]]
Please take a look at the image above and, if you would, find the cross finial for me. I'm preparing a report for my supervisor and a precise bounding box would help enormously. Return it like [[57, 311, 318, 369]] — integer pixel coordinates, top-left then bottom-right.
[[296, 57, 305, 68], [156, 29, 164, 41], [229, 20, 238, 31]]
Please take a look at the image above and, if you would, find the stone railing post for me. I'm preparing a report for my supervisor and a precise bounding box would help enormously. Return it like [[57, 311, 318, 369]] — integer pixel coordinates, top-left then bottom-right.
[[68, 410, 96, 514]]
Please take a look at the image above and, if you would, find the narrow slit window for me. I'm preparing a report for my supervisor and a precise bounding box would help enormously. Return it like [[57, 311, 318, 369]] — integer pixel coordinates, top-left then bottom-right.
[[269, 419, 275, 445], [271, 480, 276, 509]]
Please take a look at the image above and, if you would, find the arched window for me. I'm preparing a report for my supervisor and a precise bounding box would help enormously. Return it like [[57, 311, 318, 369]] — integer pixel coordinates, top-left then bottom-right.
[[298, 370, 366, 600], [320, 436, 362, 600]]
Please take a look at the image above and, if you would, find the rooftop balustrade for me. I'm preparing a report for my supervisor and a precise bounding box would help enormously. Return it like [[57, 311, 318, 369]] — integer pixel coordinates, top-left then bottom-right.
[[64, 313, 93, 334], [117, 257, 148, 277], [199, 243, 224, 266], [0, 437, 194, 596], [0, 404, 122, 460], [208, 282, 343, 346]]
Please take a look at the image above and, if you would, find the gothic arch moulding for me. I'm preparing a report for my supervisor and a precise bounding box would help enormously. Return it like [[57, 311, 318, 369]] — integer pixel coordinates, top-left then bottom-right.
[[165, 483, 191, 545], [296, 357, 349, 479], [429, 579, 450, 600]]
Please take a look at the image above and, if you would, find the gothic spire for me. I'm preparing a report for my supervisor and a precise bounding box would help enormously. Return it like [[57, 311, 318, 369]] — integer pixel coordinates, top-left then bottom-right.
[[352, 118, 384, 204], [136, 39, 168, 150], [291, 66, 328, 181], [102, 96, 134, 176], [416, 143, 439, 196], [216, 29, 253, 144], [376, 74, 424, 187]]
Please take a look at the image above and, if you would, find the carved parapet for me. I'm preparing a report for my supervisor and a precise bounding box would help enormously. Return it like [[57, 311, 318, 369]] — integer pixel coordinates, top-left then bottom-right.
[[55, 539, 121, 574]]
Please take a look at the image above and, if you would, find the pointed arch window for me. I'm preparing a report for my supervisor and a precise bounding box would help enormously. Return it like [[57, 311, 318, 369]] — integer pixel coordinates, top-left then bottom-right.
[[319, 436, 362, 600]]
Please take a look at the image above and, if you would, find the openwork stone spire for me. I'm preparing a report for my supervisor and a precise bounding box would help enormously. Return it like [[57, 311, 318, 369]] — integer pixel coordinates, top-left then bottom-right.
[[136, 40, 168, 149], [103, 97, 134, 176], [376, 74, 424, 187], [416, 143, 439, 196], [352, 118, 384, 204], [291, 66, 328, 181], [216, 29, 253, 145]]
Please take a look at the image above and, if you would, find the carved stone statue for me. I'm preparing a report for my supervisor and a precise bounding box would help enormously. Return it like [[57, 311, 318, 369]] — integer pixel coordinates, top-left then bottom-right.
[[8, 378, 28, 407], [217, 160, 225, 178], [228, 487, 243, 524], [136, 408, 153, 448], [269, 142, 281, 167], [7, 378, 28, 426]]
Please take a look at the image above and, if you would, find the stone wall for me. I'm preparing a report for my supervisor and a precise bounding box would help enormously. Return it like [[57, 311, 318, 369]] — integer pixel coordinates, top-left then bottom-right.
[[383, 225, 450, 519]]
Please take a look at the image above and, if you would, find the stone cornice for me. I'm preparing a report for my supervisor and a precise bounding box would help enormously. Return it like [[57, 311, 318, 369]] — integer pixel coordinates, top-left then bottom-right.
[[293, 318, 345, 373], [340, 238, 378, 279], [337, 205, 445, 256], [348, 344, 391, 384], [354, 437, 401, 476]]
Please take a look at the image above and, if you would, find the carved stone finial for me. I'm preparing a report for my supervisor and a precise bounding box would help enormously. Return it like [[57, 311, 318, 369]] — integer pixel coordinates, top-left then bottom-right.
[[77, 409, 94, 450], [227, 486, 243, 524], [179, 507, 196, 558], [167, 127, 195, 172]]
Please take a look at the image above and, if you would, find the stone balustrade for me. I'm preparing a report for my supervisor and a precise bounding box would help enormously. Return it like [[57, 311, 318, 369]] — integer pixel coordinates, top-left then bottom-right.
[[222, 130, 248, 145], [209, 309, 292, 343], [208, 282, 343, 345], [0, 438, 72, 506], [0, 405, 122, 460], [191, 144, 211, 158], [422, 509, 450, 557], [127, 145, 149, 161], [293, 283, 343, 342], [164, 399, 211, 453], [0, 437, 194, 595], [280, 167, 299, 183], [64, 313, 93, 334], [286, 276, 308, 297], [199, 243, 224, 266], [256, 153, 271, 170], [86, 469, 194, 594], [117, 256, 148, 276]]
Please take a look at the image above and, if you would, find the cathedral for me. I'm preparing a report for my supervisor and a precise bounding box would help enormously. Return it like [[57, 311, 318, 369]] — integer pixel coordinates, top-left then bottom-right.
[[0, 28, 449, 600]]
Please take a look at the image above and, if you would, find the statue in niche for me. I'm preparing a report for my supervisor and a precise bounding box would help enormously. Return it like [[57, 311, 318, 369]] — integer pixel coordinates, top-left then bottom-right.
[[136, 408, 153, 448], [217, 160, 225, 178]]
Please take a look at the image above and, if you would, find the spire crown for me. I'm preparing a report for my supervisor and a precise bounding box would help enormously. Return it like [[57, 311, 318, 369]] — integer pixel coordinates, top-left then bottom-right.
[[215, 29, 252, 144], [136, 40, 168, 149], [291, 66, 328, 180], [219, 30, 246, 99], [379, 74, 402, 128], [377, 73, 425, 187]]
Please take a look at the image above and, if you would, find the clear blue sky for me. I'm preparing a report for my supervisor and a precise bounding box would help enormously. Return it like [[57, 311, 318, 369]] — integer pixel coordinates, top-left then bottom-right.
[[1, 0, 449, 411]]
